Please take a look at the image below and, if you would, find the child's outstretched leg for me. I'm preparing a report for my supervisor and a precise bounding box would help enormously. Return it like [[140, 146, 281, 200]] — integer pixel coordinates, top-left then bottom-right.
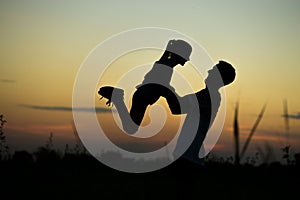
[[98, 86, 139, 134]]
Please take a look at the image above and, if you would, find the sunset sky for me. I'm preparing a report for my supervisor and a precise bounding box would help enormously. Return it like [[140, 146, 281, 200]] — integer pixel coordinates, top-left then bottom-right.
[[1, 1, 300, 162]]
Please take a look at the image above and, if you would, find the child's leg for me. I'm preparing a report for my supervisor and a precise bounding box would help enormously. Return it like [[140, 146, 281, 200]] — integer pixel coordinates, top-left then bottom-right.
[[98, 86, 139, 134], [113, 98, 139, 134], [129, 86, 159, 126], [129, 98, 149, 127], [114, 86, 159, 134]]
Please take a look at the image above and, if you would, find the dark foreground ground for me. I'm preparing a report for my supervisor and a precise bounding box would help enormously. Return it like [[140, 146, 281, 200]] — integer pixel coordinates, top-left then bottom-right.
[[1, 152, 299, 200]]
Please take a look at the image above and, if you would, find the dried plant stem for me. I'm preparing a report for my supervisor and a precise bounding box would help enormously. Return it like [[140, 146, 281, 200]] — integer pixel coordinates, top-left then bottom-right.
[[233, 102, 240, 165], [240, 103, 267, 160]]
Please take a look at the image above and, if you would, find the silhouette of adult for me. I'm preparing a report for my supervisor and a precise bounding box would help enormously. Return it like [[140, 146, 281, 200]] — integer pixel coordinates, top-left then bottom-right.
[[174, 61, 236, 164], [98, 39, 192, 134]]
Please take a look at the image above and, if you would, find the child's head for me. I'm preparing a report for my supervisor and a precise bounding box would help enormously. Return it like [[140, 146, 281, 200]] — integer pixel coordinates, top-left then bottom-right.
[[166, 39, 192, 61], [160, 39, 192, 66]]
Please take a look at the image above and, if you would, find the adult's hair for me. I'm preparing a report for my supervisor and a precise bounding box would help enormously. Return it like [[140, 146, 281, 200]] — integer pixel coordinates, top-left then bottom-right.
[[216, 60, 236, 85]]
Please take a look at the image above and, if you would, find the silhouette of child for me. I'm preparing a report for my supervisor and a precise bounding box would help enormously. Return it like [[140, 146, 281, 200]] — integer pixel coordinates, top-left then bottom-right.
[[98, 39, 192, 134]]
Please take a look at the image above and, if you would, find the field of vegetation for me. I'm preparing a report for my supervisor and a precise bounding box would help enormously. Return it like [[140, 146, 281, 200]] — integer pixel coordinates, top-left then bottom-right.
[[1, 111, 299, 199]]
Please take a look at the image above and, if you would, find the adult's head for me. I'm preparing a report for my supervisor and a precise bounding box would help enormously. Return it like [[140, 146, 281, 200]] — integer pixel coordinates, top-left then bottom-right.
[[205, 60, 236, 89], [159, 39, 192, 67]]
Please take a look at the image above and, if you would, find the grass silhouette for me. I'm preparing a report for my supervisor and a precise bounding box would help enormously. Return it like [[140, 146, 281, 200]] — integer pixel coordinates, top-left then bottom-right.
[[0, 113, 299, 199]]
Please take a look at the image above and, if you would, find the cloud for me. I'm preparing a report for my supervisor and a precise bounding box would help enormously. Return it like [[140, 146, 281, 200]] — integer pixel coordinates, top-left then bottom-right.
[[282, 112, 300, 120], [0, 79, 16, 83], [19, 104, 114, 113]]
